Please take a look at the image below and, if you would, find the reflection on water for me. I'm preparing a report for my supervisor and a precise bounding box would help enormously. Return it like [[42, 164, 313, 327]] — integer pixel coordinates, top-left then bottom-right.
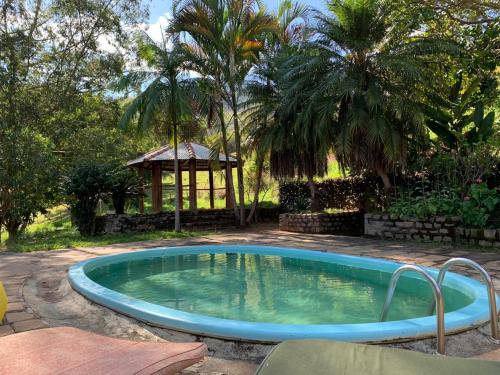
[[88, 253, 473, 324]]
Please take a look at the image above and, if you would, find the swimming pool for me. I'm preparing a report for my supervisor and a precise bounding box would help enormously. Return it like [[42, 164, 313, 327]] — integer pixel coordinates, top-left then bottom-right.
[[68, 245, 498, 342]]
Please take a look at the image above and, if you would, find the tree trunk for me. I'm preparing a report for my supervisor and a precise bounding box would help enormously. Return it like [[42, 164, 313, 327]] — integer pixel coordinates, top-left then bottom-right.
[[112, 193, 126, 214], [307, 174, 320, 212], [173, 123, 181, 232], [231, 88, 246, 226], [246, 155, 264, 224], [376, 168, 392, 190], [219, 108, 239, 220], [228, 50, 245, 227], [6, 223, 19, 250]]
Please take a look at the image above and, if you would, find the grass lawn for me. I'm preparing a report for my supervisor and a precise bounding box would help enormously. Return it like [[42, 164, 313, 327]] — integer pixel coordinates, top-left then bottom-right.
[[0, 227, 205, 253], [0, 206, 206, 253]]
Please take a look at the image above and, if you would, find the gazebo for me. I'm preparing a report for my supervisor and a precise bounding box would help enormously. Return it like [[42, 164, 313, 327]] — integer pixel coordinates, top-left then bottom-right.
[[127, 142, 238, 213]]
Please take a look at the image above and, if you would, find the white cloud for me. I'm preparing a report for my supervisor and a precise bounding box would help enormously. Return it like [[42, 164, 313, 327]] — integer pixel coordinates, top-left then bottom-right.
[[97, 12, 172, 54], [140, 12, 171, 44], [97, 34, 119, 53]]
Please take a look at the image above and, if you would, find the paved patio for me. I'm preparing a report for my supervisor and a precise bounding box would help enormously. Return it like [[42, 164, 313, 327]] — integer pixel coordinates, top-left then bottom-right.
[[1, 224, 499, 373]]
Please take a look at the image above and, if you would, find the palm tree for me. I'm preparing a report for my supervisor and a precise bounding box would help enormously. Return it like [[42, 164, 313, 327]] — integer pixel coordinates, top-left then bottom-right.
[[282, 0, 430, 189], [115, 31, 199, 231], [244, 0, 312, 219], [172, 0, 276, 225], [177, 25, 240, 219], [245, 44, 333, 212]]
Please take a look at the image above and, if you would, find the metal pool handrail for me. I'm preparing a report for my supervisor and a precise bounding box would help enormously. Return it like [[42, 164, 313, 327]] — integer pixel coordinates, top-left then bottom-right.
[[380, 265, 446, 355], [429, 258, 499, 343]]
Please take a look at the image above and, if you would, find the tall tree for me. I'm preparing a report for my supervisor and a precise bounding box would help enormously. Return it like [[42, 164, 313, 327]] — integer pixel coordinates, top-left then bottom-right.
[[283, 0, 440, 189], [116, 32, 200, 231], [0, 0, 145, 241], [173, 0, 276, 225], [173, 12, 240, 219], [244, 0, 312, 219]]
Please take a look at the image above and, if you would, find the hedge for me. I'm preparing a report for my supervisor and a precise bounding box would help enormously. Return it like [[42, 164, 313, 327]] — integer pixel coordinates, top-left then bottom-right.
[[279, 175, 386, 212]]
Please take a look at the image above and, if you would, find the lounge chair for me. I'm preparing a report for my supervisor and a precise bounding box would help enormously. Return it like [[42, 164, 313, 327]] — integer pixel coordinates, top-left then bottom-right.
[[256, 340, 500, 375], [0, 281, 207, 375]]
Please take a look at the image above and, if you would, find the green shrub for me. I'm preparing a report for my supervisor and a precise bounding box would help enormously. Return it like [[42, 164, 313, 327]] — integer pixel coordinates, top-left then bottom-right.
[[0, 129, 60, 245], [107, 166, 141, 214], [66, 163, 142, 234], [387, 190, 461, 220], [66, 163, 110, 236], [388, 183, 499, 228], [279, 175, 386, 212], [462, 183, 499, 228]]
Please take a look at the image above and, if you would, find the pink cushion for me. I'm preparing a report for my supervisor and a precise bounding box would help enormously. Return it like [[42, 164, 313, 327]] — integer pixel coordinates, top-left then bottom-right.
[[0, 327, 207, 375]]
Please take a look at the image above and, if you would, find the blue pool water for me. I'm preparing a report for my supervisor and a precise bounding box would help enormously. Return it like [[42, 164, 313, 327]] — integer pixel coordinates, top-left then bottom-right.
[[87, 252, 471, 325]]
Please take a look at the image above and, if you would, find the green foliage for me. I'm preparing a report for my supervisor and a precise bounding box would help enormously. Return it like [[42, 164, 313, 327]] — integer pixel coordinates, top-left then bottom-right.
[[462, 183, 500, 228], [278, 0, 444, 188], [388, 190, 462, 220], [172, 0, 278, 224], [1, 225, 204, 253], [388, 183, 499, 228], [65, 162, 111, 236], [414, 143, 498, 190], [115, 32, 206, 230], [0, 0, 498, 244], [0, 0, 147, 244], [66, 162, 142, 234], [107, 167, 141, 214], [423, 72, 497, 149], [0, 0, 146, 143], [279, 175, 386, 213], [0, 129, 60, 244]]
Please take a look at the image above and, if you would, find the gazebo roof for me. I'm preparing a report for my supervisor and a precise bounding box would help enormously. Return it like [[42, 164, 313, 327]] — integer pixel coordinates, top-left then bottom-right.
[[127, 142, 237, 171]]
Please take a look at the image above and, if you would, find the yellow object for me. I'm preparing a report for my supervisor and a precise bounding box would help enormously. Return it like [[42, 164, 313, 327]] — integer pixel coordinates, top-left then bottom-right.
[[0, 281, 8, 321]]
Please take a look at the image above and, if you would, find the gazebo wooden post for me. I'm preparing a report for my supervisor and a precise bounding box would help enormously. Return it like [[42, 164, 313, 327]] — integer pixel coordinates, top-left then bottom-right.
[[151, 162, 163, 213], [176, 163, 183, 210], [189, 159, 197, 210], [138, 166, 145, 214], [127, 143, 239, 213], [225, 167, 233, 209], [208, 168, 215, 209]]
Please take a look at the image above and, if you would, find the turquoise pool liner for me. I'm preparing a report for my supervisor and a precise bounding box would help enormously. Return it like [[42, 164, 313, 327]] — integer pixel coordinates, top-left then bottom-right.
[[68, 245, 499, 342]]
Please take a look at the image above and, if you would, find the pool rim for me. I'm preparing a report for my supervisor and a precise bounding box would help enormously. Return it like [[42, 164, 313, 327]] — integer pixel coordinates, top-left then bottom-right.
[[68, 245, 500, 343]]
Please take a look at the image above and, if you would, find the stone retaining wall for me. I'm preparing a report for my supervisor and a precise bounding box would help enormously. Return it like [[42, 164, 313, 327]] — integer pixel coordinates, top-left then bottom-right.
[[364, 213, 500, 247], [279, 212, 364, 236], [98, 208, 280, 234], [98, 209, 236, 233]]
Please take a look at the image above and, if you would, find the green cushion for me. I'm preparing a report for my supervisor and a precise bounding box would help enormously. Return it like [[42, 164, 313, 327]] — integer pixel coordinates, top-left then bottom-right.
[[256, 340, 500, 375]]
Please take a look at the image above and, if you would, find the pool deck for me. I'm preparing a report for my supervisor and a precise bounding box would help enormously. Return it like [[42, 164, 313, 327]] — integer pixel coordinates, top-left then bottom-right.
[[1, 224, 499, 374]]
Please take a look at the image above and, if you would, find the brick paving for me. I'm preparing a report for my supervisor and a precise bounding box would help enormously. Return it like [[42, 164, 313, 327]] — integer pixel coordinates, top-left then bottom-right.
[[0, 224, 499, 366], [0, 277, 47, 334]]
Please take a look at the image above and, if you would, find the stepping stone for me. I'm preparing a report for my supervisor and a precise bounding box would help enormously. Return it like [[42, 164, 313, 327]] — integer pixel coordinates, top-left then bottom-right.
[[6, 302, 26, 312], [12, 319, 47, 332], [5, 311, 36, 323], [0, 325, 14, 337]]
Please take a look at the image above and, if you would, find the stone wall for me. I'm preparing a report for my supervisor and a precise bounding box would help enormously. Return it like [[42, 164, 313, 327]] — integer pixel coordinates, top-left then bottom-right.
[[98, 208, 280, 234], [456, 227, 500, 247], [99, 209, 236, 233], [279, 212, 364, 236], [364, 213, 500, 247]]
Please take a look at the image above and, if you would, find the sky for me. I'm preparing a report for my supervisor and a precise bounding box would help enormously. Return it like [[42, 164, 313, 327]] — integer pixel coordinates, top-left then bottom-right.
[[146, 0, 327, 30]]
